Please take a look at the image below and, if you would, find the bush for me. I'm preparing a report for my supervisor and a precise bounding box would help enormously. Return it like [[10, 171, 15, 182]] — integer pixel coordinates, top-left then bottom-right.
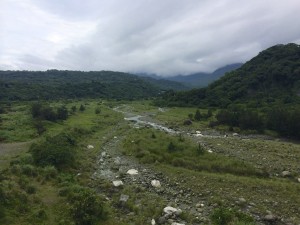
[[66, 186, 107, 225], [210, 207, 254, 225], [43, 166, 58, 179], [210, 207, 235, 225], [30, 132, 76, 169], [95, 107, 101, 114]]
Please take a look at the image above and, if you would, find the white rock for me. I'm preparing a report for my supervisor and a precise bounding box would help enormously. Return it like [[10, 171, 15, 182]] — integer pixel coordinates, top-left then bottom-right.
[[233, 133, 239, 136], [112, 180, 123, 187], [114, 136, 117, 139], [207, 149, 213, 153], [297, 178, 300, 183], [127, 169, 138, 175], [151, 180, 161, 188], [281, 171, 291, 177], [163, 206, 182, 215], [196, 131, 201, 134], [171, 223, 185, 225], [119, 194, 129, 202], [101, 152, 107, 157], [87, 145, 94, 149], [151, 218, 156, 225]]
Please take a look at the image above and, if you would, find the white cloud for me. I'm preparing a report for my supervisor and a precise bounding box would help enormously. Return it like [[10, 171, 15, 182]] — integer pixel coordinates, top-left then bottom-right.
[[1, 0, 300, 75]]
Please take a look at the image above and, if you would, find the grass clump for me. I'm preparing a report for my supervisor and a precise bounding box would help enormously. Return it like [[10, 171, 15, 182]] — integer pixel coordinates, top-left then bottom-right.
[[210, 207, 254, 225]]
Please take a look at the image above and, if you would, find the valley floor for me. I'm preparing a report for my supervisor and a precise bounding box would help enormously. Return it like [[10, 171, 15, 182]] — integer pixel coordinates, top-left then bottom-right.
[[0, 100, 299, 225]]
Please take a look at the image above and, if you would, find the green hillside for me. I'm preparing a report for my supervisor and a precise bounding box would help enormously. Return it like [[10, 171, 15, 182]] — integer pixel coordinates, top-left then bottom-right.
[[0, 70, 185, 101], [156, 43, 300, 139], [158, 43, 300, 107]]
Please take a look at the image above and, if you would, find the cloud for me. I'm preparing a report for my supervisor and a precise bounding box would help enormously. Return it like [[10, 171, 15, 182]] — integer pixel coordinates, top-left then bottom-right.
[[1, 0, 300, 75]]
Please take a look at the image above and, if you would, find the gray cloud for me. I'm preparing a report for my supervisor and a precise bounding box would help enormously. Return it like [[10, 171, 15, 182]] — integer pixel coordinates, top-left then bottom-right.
[[1, 0, 300, 76]]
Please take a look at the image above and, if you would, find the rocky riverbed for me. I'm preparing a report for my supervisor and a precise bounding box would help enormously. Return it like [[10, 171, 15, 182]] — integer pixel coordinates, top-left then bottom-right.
[[89, 105, 300, 225]]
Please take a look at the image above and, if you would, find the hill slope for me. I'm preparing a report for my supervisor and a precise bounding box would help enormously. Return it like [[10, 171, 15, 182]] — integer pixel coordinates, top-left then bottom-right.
[[159, 43, 300, 107], [0, 70, 186, 101]]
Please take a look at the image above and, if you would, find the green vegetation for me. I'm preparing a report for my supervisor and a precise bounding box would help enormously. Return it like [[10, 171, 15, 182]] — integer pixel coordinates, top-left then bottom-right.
[[1, 43, 300, 224], [0, 70, 185, 101], [210, 207, 254, 225], [156, 43, 300, 139], [122, 128, 265, 177]]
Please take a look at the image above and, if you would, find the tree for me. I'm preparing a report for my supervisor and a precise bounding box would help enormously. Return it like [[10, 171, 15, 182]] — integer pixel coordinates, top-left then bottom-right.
[[194, 109, 202, 121], [79, 104, 85, 112], [57, 106, 68, 120], [71, 106, 77, 113]]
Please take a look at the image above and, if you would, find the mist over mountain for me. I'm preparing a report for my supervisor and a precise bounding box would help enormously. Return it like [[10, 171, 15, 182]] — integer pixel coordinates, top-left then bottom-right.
[[165, 63, 243, 87]]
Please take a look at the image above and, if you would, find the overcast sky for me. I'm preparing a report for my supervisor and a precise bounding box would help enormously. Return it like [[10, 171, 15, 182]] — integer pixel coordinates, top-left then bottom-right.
[[1, 0, 300, 76]]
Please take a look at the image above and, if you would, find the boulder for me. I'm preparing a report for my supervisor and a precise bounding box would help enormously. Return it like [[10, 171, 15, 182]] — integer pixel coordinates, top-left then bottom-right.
[[127, 169, 138, 175], [264, 214, 277, 222], [112, 180, 124, 187], [87, 145, 94, 149], [151, 180, 161, 188], [281, 171, 292, 177], [163, 206, 182, 216], [151, 218, 156, 225]]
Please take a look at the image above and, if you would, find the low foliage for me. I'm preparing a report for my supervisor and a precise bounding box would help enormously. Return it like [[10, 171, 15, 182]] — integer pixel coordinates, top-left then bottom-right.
[[123, 128, 265, 177], [30, 132, 76, 169]]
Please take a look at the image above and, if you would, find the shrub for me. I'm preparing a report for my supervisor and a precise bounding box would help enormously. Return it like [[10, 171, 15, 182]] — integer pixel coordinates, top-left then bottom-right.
[[66, 186, 107, 225], [194, 109, 202, 121], [26, 185, 37, 194], [210, 207, 254, 225], [30, 132, 76, 169], [79, 104, 85, 112], [43, 166, 58, 179], [21, 164, 38, 177], [95, 107, 101, 114], [210, 207, 235, 225]]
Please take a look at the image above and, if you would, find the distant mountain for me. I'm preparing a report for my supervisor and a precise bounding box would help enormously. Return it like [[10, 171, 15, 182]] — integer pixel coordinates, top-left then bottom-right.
[[0, 70, 186, 101], [166, 63, 243, 87], [158, 43, 300, 107]]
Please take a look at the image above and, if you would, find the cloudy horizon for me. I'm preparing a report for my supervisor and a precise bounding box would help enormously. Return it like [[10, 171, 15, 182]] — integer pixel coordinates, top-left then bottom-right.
[[1, 0, 300, 76]]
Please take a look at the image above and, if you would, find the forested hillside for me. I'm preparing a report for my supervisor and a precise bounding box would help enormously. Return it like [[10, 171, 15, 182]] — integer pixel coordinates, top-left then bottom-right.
[[158, 43, 300, 107], [156, 43, 300, 139], [0, 70, 185, 101]]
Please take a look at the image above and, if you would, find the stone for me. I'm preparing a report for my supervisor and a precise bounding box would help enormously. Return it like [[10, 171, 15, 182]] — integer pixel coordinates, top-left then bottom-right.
[[281, 171, 291, 177], [297, 177, 300, 183], [127, 169, 138, 175], [237, 197, 247, 205], [101, 151, 107, 157], [171, 223, 185, 225], [114, 157, 121, 165], [151, 218, 156, 225], [112, 180, 123, 187], [183, 120, 192, 125], [87, 145, 94, 149], [233, 133, 239, 136], [163, 206, 182, 216], [158, 216, 167, 224], [151, 180, 161, 188], [119, 194, 129, 203], [264, 214, 277, 221]]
